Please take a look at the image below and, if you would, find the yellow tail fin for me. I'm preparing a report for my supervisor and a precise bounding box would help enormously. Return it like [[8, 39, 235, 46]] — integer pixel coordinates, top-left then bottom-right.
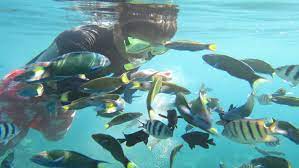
[[131, 82, 141, 89], [127, 162, 137, 168], [208, 44, 217, 51], [104, 123, 110, 129], [121, 73, 130, 84]]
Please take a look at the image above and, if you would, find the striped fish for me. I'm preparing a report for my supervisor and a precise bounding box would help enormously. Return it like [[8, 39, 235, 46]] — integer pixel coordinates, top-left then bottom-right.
[[142, 120, 173, 139], [275, 65, 299, 86], [0, 123, 20, 145], [222, 119, 282, 144]]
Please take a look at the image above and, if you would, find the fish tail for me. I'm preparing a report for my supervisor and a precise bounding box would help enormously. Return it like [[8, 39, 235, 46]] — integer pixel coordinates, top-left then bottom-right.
[[126, 161, 137, 168], [208, 43, 217, 51], [207, 127, 218, 135], [269, 119, 287, 135], [207, 138, 216, 146], [62, 105, 70, 111], [250, 76, 269, 91], [35, 84, 44, 97], [30, 66, 50, 82], [121, 72, 130, 84], [104, 123, 110, 129], [60, 91, 70, 103], [131, 82, 142, 89]]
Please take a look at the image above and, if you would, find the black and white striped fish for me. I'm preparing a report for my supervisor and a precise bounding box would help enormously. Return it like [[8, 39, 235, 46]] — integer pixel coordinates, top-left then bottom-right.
[[275, 65, 299, 86], [0, 123, 20, 145], [141, 120, 173, 139], [222, 119, 285, 144]]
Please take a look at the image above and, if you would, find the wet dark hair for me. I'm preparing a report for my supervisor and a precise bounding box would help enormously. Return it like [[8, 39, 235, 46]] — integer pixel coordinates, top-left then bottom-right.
[[117, 3, 179, 43]]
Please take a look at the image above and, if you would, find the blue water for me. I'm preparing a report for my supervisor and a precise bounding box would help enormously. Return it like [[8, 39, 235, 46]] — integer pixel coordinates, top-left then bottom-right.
[[1, 0, 299, 167]]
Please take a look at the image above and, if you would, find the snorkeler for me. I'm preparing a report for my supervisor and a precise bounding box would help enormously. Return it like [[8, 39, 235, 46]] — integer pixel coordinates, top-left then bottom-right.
[[0, 3, 179, 156]]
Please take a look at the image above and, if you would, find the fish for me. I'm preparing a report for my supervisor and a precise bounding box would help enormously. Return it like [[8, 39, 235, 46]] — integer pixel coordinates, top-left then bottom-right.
[[176, 92, 217, 135], [104, 112, 143, 129], [164, 40, 216, 52], [189, 92, 218, 134], [222, 118, 286, 144], [146, 76, 163, 120], [250, 156, 292, 168], [169, 144, 183, 168], [140, 120, 173, 139], [253, 146, 285, 157], [241, 58, 275, 77], [271, 95, 299, 107], [202, 54, 267, 89], [62, 94, 121, 111], [275, 65, 299, 86], [117, 130, 149, 147], [31, 150, 108, 168], [1, 152, 14, 168], [129, 69, 172, 82], [59, 90, 90, 105], [16, 83, 44, 98], [276, 120, 299, 145], [181, 131, 215, 149], [159, 109, 182, 130], [92, 133, 137, 168], [80, 73, 130, 94], [96, 97, 125, 118], [16, 52, 110, 83], [132, 81, 191, 95], [0, 123, 20, 145], [222, 92, 255, 121]]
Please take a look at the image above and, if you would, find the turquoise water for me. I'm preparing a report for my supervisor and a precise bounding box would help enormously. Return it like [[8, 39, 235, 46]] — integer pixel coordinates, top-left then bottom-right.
[[1, 0, 299, 167]]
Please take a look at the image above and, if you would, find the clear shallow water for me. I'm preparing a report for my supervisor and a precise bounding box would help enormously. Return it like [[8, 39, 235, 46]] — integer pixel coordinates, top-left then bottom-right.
[[1, 0, 299, 167]]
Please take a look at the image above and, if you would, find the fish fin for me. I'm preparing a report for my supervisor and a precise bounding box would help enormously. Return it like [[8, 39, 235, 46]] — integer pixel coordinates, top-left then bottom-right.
[[60, 91, 71, 103], [269, 119, 287, 135], [264, 135, 279, 143], [251, 77, 269, 91], [208, 44, 217, 51], [104, 123, 110, 129], [121, 72, 130, 84], [78, 74, 88, 80], [131, 82, 142, 89], [207, 138, 216, 146], [127, 162, 137, 168], [207, 127, 218, 135], [53, 156, 65, 164], [158, 114, 167, 118], [62, 105, 70, 111], [124, 63, 140, 71]]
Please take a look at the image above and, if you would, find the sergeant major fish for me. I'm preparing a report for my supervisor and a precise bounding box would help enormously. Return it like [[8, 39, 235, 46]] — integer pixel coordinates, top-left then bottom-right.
[[0, 122, 20, 145], [140, 120, 173, 139], [222, 118, 286, 145], [275, 65, 299, 86]]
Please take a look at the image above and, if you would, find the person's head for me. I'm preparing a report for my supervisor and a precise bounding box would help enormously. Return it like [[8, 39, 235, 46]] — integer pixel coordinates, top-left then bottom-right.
[[117, 3, 178, 44]]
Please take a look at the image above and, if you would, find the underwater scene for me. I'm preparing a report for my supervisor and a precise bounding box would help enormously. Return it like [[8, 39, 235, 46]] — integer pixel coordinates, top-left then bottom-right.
[[0, 0, 299, 167]]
